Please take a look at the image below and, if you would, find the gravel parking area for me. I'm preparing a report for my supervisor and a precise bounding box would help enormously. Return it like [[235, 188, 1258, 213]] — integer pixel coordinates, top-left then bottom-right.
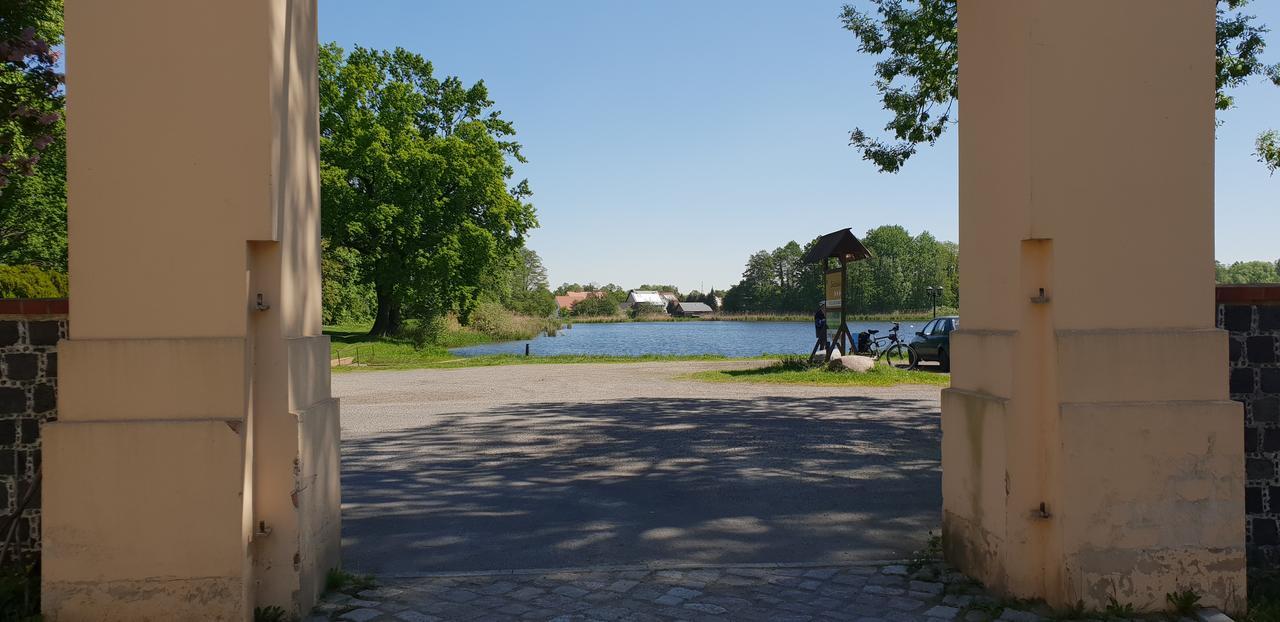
[[333, 361, 943, 576]]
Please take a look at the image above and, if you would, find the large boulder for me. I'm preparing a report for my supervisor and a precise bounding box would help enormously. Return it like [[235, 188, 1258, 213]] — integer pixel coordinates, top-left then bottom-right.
[[831, 354, 875, 373]]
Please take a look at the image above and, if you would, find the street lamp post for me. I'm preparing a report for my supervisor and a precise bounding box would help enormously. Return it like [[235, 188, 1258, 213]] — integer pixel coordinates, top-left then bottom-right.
[[926, 286, 942, 318]]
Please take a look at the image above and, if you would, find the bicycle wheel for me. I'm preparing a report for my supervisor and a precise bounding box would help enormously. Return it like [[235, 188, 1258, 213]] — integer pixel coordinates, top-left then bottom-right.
[[880, 343, 918, 370]]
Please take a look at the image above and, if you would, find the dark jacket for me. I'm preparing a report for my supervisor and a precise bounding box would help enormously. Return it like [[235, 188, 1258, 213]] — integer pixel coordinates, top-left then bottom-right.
[[814, 308, 827, 338]]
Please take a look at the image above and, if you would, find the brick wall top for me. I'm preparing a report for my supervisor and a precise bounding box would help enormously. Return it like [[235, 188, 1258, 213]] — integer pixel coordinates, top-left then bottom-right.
[[1219, 286, 1280, 306], [0, 299, 68, 317]]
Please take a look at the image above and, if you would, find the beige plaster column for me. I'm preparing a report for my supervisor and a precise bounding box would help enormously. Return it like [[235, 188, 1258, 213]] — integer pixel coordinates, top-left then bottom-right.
[[42, 1, 340, 619], [942, 0, 1245, 611]]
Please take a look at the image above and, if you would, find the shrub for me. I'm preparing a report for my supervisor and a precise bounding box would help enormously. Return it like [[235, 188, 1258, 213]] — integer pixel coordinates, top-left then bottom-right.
[[570, 295, 619, 317], [777, 354, 817, 371], [468, 301, 562, 341], [400, 315, 447, 350], [629, 303, 667, 320], [0, 264, 67, 298]]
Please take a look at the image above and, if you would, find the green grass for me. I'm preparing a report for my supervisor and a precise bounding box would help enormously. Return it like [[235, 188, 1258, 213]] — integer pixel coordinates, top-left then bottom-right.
[[685, 361, 950, 387], [326, 322, 486, 370]]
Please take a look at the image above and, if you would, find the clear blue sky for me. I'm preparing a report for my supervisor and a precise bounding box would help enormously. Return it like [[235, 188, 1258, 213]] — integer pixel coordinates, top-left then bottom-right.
[[319, 1, 1280, 293]]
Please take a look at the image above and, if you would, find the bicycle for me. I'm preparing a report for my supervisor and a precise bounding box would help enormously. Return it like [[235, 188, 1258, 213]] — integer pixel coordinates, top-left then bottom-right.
[[863, 322, 919, 370]]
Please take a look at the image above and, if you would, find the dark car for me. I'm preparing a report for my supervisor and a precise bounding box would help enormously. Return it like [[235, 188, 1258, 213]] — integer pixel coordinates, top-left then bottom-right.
[[911, 316, 958, 371]]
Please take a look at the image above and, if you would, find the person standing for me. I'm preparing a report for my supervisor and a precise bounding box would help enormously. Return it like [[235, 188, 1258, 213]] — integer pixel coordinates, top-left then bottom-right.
[[814, 303, 828, 352]]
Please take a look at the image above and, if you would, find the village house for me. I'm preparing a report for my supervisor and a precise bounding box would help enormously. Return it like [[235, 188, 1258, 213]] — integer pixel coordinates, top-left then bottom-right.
[[674, 301, 713, 317], [622, 290, 670, 310], [554, 290, 606, 312]]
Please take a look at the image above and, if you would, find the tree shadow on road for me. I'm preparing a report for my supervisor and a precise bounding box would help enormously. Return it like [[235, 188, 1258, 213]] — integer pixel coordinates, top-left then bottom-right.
[[339, 395, 940, 574]]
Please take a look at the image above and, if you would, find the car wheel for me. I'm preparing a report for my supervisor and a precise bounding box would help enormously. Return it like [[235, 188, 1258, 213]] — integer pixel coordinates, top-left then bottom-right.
[[939, 348, 950, 372]]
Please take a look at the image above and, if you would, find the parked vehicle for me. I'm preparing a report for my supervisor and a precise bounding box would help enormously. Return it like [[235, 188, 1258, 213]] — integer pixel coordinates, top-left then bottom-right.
[[911, 315, 958, 371]]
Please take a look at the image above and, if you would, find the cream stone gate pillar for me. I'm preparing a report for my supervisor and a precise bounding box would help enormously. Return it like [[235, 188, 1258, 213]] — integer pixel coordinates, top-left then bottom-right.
[[942, 0, 1245, 611], [42, 1, 340, 619]]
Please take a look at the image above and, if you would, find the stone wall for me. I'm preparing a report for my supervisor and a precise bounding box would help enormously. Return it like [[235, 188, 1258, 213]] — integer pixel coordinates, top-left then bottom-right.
[[1219, 285, 1280, 565], [0, 299, 66, 563]]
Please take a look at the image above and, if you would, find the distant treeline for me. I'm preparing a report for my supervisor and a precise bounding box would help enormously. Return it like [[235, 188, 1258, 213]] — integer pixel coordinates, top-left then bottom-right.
[[1217, 260, 1280, 285], [723, 226, 959, 315]]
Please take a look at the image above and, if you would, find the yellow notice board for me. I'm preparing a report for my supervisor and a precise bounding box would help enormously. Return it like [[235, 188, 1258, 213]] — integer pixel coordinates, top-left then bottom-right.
[[825, 270, 842, 335]]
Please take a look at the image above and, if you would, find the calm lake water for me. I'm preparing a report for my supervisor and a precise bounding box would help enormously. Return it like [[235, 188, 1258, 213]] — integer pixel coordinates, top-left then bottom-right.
[[449, 320, 928, 358]]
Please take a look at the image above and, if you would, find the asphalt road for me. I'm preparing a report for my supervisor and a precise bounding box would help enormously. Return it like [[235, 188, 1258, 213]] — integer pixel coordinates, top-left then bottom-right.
[[332, 361, 943, 575]]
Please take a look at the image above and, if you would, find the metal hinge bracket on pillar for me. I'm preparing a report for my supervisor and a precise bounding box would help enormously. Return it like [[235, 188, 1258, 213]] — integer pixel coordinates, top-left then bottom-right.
[[1030, 288, 1051, 304], [1031, 502, 1052, 520], [255, 520, 273, 539]]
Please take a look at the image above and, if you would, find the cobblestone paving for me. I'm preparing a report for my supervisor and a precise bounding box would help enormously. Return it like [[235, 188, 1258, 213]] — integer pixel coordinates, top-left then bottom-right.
[[309, 561, 1026, 622]]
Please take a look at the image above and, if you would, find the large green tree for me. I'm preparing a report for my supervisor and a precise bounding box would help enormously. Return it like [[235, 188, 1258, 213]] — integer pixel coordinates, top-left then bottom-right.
[[319, 44, 537, 336], [0, 0, 66, 269], [842, 0, 1280, 174], [482, 246, 556, 318]]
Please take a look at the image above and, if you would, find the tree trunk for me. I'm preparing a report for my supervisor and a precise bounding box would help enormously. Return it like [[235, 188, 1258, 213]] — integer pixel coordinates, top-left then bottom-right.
[[369, 287, 403, 337], [388, 301, 402, 336]]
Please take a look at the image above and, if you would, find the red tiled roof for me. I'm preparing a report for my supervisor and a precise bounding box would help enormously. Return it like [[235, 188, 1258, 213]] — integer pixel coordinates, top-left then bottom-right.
[[554, 291, 606, 309]]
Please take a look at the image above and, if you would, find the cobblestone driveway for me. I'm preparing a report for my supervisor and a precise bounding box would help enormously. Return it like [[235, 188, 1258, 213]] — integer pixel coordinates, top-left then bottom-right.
[[310, 560, 1002, 622], [325, 363, 952, 621]]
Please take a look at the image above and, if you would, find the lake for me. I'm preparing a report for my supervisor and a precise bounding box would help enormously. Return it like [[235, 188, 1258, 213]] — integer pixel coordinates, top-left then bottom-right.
[[449, 320, 928, 358]]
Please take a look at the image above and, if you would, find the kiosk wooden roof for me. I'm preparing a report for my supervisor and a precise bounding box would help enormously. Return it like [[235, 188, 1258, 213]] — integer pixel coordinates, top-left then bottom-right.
[[801, 228, 873, 264]]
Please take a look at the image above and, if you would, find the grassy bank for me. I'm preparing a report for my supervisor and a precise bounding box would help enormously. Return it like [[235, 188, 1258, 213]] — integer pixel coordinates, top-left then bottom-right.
[[371, 353, 762, 371], [686, 361, 950, 387], [568, 311, 952, 323]]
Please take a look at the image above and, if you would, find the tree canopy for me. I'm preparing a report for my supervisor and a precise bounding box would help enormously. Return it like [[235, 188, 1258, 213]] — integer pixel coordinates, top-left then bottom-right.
[[723, 226, 958, 315], [1217, 259, 1280, 284], [479, 247, 556, 318], [319, 44, 538, 335], [0, 0, 65, 269], [841, 0, 1280, 174]]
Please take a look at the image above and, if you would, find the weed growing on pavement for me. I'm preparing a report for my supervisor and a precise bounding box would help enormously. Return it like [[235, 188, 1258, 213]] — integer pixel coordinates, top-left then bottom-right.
[[1166, 589, 1202, 616], [907, 533, 943, 572], [325, 567, 376, 594], [253, 606, 287, 622]]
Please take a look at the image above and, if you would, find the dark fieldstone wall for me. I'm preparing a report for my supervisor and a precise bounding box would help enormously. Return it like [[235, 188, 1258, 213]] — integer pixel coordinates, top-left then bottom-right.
[[0, 299, 66, 563], [1219, 286, 1280, 565]]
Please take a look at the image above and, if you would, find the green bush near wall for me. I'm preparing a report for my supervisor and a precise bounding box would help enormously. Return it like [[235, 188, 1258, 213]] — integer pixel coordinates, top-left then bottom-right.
[[0, 264, 68, 299]]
